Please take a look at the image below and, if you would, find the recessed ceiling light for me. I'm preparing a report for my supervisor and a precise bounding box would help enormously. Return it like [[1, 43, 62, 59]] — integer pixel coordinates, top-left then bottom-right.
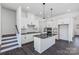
[[47, 15, 49, 18], [40, 12, 42, 14], [26, 6, 30, 9], [67, 9, 71, 12]]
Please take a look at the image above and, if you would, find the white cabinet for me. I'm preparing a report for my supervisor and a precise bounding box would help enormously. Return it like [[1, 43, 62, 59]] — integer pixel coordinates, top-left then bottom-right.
[[55, 35, 58, 40], [21, 34, 33, 44], [34, 36, 55, 53], [26, 34, 34, 43], [58, 24, 69, 41], [21, 35, 26, 44], [21, 33, 41, 44]]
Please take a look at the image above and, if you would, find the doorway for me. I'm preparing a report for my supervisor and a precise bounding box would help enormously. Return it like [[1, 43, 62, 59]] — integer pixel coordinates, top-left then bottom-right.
[[58, 24, 69, 41]]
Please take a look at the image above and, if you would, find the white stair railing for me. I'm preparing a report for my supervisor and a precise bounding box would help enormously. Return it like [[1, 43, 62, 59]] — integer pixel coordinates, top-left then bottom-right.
[[15, 25, 21, 47]]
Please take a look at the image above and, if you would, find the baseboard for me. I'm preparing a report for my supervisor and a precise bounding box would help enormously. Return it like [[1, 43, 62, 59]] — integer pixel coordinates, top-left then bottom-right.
[[22, 41, 33, 46], [56, 39, 69, 42]]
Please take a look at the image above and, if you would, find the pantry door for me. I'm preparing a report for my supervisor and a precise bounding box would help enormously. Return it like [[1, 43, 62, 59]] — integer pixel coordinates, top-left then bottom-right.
[[58, 24, 69, 41]]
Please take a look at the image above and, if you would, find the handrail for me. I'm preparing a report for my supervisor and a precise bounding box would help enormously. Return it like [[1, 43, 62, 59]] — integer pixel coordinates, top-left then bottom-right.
[[15, 25, 19, 34]]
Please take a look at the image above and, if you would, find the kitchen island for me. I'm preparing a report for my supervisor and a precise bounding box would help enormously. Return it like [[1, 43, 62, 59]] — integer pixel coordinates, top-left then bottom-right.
[[34, 34, 56, 53]]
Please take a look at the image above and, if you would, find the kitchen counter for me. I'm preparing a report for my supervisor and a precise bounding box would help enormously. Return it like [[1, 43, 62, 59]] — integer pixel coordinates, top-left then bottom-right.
[[21, 32, 42, 44], [21, 32, 40, 35], [34, 34, 57, 39]]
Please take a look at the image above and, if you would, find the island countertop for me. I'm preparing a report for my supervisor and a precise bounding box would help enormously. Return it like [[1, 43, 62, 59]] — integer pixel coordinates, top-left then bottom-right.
[[34, 34, 57, 39]]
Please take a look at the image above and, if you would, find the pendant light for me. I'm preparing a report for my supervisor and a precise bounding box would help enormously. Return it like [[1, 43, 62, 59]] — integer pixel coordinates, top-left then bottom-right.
[[42, 3, 53, 19], [43, 3, 45, 19], [50, 8, 53, 17]]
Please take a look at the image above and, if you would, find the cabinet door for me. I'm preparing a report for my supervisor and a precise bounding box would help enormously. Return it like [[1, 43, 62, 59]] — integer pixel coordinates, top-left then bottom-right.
[[21, 35, 26, 44], [58, 24, 69, 41], [26, 34, 34, 42], [55, 35, 58, 40]]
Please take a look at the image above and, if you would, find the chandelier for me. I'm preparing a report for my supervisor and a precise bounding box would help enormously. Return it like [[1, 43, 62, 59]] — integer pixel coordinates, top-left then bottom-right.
[[43, 3, 45, 19], [42, 3, 53, 19]]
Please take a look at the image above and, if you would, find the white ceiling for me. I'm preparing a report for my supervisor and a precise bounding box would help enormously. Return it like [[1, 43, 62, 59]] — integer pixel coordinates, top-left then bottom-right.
[[1, 3, 79, 18]]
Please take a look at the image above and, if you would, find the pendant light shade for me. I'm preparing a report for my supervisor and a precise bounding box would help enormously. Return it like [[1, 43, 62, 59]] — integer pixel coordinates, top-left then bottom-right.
[[50, 8, 53, 17], [42, 3, 53, 19], [43, 3, 45, 19]]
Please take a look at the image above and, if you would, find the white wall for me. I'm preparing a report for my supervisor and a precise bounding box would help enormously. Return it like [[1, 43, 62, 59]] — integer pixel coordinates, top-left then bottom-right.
[[1, 7, 16, 35]]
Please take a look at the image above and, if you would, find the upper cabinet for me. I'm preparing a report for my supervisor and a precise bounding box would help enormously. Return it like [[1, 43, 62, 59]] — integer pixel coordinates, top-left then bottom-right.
[[21, 10, 40, 32]]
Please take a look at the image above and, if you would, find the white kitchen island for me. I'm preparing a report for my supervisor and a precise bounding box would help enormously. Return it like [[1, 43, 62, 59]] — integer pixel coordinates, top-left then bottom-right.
[[34, 34, 56, 53]]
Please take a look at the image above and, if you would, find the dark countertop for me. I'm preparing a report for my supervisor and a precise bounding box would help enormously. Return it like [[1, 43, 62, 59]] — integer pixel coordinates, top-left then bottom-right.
[[21, 32, 40, 35], [34, 34, 57, 39]]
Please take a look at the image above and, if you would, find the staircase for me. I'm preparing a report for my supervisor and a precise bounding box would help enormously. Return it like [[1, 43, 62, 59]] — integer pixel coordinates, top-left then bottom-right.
[[0, 34, 19, 53]]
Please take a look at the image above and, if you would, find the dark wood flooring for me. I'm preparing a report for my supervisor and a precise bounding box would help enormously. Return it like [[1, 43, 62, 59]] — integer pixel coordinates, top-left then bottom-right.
[[1, 37, 79, 55]]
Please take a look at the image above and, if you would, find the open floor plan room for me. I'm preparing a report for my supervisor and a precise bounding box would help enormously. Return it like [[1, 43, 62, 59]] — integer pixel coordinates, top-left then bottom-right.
[[0, 3, 79, 55]]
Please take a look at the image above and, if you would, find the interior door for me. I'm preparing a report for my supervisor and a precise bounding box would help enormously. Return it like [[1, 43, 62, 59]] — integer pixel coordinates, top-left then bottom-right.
[[58, 24, 69, 41]]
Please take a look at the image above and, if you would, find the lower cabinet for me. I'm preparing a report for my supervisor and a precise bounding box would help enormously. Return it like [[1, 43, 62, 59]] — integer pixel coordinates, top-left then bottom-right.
[[21, 33, 41, 44], [26, 34, 34, 43], [21, 34, 34, 44], [55, 35, 58, 40], [21, 35, 27, 44]]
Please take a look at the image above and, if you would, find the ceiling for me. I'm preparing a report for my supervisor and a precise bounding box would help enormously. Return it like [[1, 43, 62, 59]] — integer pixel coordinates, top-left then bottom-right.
[[1, 3, 79, 18]]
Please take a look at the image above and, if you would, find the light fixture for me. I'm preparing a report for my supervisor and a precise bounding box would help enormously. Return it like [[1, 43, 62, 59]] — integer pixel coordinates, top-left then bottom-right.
[[40, 12, 42, 15], [67, 9, 71, 12], [26, 6, 30, 9], [43, 3, 45, 19], [42, 3, 53, 19], [47, 15, 49, 17], [50, 8, 53, 17]]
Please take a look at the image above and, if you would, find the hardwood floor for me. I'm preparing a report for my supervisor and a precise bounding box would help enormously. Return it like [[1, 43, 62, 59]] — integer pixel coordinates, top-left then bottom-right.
[[1, 37, 79, 55], [0, 48, 27, 55]]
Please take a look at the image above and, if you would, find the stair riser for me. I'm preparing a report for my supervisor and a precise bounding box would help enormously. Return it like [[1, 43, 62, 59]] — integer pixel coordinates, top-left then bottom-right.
[[1, 42, 18, 48], [2, 39, 17, 43], [2, 36, 17, 40], [2, 34, 16, 38], [1, 35, 19, 53], [2, 37, 17, 41], [1, 45, 19, 53], [1, 44, 19, 50], [2, 40, 17, 45]]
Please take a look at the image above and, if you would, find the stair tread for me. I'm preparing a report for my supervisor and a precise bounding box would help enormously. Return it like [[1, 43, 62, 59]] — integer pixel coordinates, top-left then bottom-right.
[[2, 37, 17, 41], [2, 36, 17, 39], [1, 34, 19, 53], [1, 42, 18, 48], [1, 45, 19, 53], [1, 43, 19, 50], [2, 40, 18, 45], [2, 39, 17, 43], [2, 34, 16, 37]]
